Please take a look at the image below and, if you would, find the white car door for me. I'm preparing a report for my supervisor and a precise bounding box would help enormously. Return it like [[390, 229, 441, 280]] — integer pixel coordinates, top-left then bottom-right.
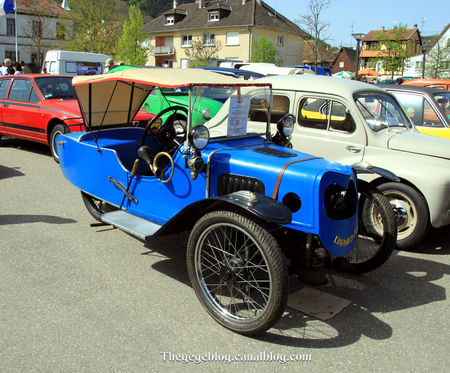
[[289, 92, 367, 165]]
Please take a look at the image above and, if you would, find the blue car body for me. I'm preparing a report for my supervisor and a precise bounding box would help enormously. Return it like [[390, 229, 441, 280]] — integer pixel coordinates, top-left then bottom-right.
[[58, 126, 357, 256]]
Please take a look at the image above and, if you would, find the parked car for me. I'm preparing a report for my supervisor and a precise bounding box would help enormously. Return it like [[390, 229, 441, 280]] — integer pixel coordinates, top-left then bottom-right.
[[0, 74, 154, 162], [401, 78, 450, 90], [252, 75, 450, 250], [293, 65, 333, 76], [193, 66, 264, 80], [379, 84, 450, 139], [55, 68, 363, 335], [109, 65, 224, 126]]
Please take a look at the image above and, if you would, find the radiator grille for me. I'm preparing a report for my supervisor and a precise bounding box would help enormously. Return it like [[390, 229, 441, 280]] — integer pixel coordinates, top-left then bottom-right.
[[218, 174, 265, 196]]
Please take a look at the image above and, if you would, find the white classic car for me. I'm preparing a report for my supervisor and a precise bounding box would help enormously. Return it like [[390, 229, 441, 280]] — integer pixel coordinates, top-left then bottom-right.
[[252, 75, 450, 250]]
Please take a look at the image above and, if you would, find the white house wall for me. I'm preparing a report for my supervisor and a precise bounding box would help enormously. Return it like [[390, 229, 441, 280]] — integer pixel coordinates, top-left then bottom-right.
[[0, 14, 69, 64]]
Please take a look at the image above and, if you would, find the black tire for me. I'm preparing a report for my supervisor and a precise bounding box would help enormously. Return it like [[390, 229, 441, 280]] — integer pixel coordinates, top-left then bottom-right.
[[187, 210, 288, 336], [335, 182, 397, 273], [81, 191, 117, 222], [49, 123, 68, 163], [378, 182, 430, 250]]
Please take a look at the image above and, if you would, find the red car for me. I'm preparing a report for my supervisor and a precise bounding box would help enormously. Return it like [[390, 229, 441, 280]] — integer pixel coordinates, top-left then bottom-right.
[[0, 74, 154, 162]]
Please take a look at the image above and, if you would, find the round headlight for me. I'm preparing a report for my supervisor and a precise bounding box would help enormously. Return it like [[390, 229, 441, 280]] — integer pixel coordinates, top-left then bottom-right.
[[188, 125, 210, 150], [201, 108, 211, 120], [278, 114, 295, 137]]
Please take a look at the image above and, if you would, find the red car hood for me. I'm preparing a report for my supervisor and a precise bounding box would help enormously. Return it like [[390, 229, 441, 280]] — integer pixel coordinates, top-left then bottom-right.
[[45, 98, 82, 118]]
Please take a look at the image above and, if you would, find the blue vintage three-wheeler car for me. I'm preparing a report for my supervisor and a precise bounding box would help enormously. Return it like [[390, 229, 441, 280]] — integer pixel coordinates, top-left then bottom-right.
[[56, 68, 362, 335]]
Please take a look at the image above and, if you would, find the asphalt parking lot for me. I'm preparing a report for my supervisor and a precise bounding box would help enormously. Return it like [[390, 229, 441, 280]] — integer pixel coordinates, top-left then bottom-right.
[[1, 139, 449, 372]]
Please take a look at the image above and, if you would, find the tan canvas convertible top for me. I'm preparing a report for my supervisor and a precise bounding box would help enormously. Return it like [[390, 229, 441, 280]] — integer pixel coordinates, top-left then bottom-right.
[[72, 68, 271, 129]]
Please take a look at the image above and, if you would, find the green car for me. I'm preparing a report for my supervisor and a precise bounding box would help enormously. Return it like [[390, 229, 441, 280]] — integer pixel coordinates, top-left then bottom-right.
[[108, 65, 225, 127]]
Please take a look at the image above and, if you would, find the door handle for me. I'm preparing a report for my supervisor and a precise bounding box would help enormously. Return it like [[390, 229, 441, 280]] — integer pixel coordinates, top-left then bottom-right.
[[346, 146, 361, 153]]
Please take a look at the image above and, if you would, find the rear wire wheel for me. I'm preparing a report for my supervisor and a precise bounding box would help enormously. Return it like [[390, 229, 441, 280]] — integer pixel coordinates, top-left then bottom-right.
[[336, 181, 397, 273], [187, 210, 288, 335]]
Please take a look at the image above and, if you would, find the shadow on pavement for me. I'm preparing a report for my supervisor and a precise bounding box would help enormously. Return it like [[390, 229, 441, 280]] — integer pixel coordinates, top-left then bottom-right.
[[0, 137, 51, 158], [0, 214, 77, 225], [0, 165, 25, 180], [410, 226, 449, 253], [137, 228, 448, 348]]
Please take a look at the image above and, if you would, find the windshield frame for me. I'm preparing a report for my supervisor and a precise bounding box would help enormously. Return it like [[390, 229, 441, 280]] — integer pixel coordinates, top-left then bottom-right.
[[187, 83, 272, 143], [354, 91, 413, 132]]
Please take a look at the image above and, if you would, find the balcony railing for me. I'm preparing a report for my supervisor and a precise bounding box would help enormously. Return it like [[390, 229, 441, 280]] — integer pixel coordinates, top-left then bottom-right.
[[151, 46, 174, 56]]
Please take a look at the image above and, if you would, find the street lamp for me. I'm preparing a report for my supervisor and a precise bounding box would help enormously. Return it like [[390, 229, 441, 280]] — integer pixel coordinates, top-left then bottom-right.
[[421, 39, 431, 79], [352, 33, 366, 81]]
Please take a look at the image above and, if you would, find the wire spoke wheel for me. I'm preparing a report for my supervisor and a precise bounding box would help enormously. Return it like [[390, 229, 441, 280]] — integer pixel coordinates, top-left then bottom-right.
[[187, 210, 288, 335], [338, 182, 397, 273]]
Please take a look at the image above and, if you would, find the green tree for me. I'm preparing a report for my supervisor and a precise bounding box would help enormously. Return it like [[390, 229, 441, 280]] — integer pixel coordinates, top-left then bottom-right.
[[250, 36, 276, 64], [115, 4, 148, 65], [425, 36, 450, 79], [376, 24, 413, 78], [66, 0, 122, 55], [184, 38, 222, 67]]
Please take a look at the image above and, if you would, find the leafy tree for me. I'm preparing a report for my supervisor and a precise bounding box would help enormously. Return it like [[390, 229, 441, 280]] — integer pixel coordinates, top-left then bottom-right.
[[250, 36, 276, 64], [296, 0, 330, 74], [425, 36, 450, 78], [115, 4, 148, 65], [66, 0, 122, 56], [184, 38, 222, 67], [376, 24, 413, 78]]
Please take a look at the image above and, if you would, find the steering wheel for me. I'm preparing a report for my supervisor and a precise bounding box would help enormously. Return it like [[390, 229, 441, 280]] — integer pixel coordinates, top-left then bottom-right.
[[138, 105, 188, 183], [140, 105, 188, 147]]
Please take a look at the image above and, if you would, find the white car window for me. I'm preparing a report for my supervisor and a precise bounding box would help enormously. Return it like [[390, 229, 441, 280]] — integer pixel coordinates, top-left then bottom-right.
[[355, 93, 411, 132], [297, 97, 356, 133]]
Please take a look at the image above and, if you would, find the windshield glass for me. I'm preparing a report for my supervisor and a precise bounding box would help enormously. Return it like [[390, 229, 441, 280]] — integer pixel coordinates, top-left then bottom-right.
[[35, 77, 76, 100], [188, 85, 271, 138], [434, 91, 450, 119], [354, 92, 412, 132]]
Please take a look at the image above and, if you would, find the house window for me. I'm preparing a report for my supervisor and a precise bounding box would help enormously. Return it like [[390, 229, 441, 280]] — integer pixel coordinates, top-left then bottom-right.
[[203, 33, 215, 46], [182, 35, 192, 46], [165, 15, 174, 25], [415, 61, 423, 71], [5, 50, 16, 62], [339, 61, 344, 68], [208, 11, 219, 22], [226, 31, 239, 46], [164, 60, 173, 68], [277, 35, 284, 46], [56, 22, 66, 40], [7, 19, 15, 36], [32, 20, 42, 37]]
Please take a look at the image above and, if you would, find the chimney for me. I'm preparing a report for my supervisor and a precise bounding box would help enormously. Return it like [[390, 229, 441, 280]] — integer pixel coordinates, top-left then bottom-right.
[[381, 26, 385, 32], [414, 24, 418, 28], [173, 0, 177, 9]]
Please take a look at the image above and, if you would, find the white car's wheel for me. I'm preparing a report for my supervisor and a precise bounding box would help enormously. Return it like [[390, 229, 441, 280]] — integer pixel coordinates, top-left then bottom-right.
[[378, 182, 429, 250]]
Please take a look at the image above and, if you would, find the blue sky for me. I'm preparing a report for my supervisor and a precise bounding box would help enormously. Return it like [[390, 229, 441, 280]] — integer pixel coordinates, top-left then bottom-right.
[[264, 0, 449, 47]]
